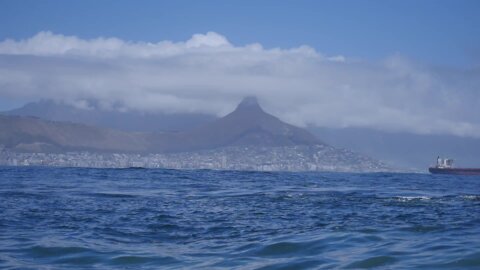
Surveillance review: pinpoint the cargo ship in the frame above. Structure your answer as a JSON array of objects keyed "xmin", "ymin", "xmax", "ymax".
[{"xmin": 429, "ymin": 156, "xmax": 480, "ymax": 175}]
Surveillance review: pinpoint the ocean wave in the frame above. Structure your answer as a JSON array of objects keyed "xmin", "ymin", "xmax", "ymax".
[
  {"xmin": 394, "ymin": 196, "xmax": 432, "ymax": 202},
  {"xmin": 461, "ymin": 195, "xmax": 480, "ymax": 201},
  {"xmin": 1, "ymin": 167, "xmax": 479, "ymax": 269}
]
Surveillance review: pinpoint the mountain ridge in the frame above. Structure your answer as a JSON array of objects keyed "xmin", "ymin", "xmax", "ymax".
[
  {"xmin": 0, "ymin": 97, "xmax": 391, "ymax": 172},
  {"xmin": 3, "ymin": 99, "xmax": 215, "ymax": 132},
  {"xmin": 1, "ymin": 97, "xmax": 323, "ymax": 153},
  {"xmin": 6, "ymin": 98, "xmax": 478, "ymax": 170},
  {"xmin": 156, "ymin": 96, "xmax": 323, "ymax": 152}
]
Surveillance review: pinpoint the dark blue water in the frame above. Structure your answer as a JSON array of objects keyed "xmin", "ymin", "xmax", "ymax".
[{"xmin": 0, "ymin": 167, "xmax": 479, "ymax": 269}]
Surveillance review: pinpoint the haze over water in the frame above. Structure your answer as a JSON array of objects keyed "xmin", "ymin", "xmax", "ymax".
[{"xmin": 1, "ymin": 166, "xmax": 479, "ymax": 269}]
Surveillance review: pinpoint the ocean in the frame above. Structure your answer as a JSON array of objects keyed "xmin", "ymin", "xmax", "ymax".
[{"xmin": 0, "ymin": 166, "xmax": 479, "ymax": 269}]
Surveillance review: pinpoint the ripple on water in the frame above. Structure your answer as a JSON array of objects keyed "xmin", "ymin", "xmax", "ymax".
[
  {"xmin": 255, "ymin": 241, "xmax": 306, "ymax": 257},
  {"xmin": 345, "ymin": 255, "xmax": 397, "ymax": 269},
  {"xmin": 461, "ymin": 195, "xmax": 480, "ymax": 201},
  {"xmin": 400, "ymin": 224, "xmax": 445, "ymax": 233},
  {"xmin": 108, "ymin": 255, "xmax": 179, "ymax": 266},
  {"xmin": 84, "ymin": 192, "xmax": 139, "ymax": 199},
  {"xmin": 27, "ymin": 246, "xmax": 92, "ymax": 258},
  {"xmin": 253, "ymin": 259, "xmax": 327, "ymax": 270},
  {"xmin": 418, "ymin": 251, "xmax": 480, "ymax": 269},
  {"xmin": 20, "ymin": 245, "xmax": 105, "ymax": 266},
  {"xmin": 0, "ymin": 167, "xmax": 479, "ymax": 269},
  {"xmin": 247, "ymin": 235, "xmax": 349, "ymax": 258}
]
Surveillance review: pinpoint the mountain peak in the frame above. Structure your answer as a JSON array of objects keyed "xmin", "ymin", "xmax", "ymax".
[
  {"xmin": 236, "ymin": 96, "xmax": 263, "ymax": 112},
  {"xmin": 180, "ymin": 95, "xmax": 324, "ymax": 150}
]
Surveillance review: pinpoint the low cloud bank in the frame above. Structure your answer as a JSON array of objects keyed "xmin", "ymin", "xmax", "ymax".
[{"xmin": 0, "ymin": 31, "xmax": 479, "ymax": 137}]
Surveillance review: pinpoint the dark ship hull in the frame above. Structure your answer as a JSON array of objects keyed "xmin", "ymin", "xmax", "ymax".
[{"xmin": 429, "ymin": 167, "xmax": 480, "ymax": 175}]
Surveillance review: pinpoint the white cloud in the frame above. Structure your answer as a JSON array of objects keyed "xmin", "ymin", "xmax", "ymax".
[
  {"xmin": 186, "ymin": 32, "xmax": 231, "ymax": 48},
  {"xmin": 0, "ymin": 31, "xmax": 479, "ymax": 137}
]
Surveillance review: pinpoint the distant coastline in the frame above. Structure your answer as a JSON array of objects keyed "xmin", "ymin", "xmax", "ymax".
[
  {"xmin": 0, "ymin": 98, "xmax": 393, "ymax": 173},
  {"xmin": 0, "ymin": 145, "xmax": 392, "ymax": 173}
]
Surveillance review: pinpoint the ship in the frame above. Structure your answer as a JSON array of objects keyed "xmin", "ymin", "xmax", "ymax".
[{"xmin": 429, "ymin": 156, "xmax": 480, "ymax": 175}]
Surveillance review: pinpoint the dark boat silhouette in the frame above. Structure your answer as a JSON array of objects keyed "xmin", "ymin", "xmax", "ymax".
[{"xmin": 429, "ymin": 156, "xmax": 480, "ymax": 175}]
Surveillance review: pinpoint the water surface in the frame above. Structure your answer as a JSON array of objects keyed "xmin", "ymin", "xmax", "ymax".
[{"xmin": 1, "ymin": 167, "xmax": 479, "ymax": 269}]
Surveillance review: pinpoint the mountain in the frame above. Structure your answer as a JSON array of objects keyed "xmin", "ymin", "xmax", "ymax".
[
  {"xmin": 149, "ymin": 97, "xmax": 323, "ymax": 152},
  {"xmin": 193, "ymin": 96, "xmax": 321, "ymax": 147},
  {"xmin": 1, "ymin": 97, "xmax": 322, "ymax": 153},
  {"xmin": 3, "ymin": 100, "xmax": 215, "ymax": 132},
  {"xmin": 6, "ymin": 99, "xmax": 478, "ymax": 171},
  {"xmin": 0, "ymin": 97, "xmax": 390, "ymax": 172},
  {"xmin": 0, "ymin": 115, "xmax": 148, "ymax": 153}
]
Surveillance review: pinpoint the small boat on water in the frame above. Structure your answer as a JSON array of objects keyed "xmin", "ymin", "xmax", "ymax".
[{"xmin": 429, "ymin": 156, "xmax": 480, "ymax": 175}]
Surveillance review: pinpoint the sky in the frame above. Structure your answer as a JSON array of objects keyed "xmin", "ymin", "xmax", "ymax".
[{"xmin": 0, "ymin": 0, "xmax": 479, "ymax": 137}]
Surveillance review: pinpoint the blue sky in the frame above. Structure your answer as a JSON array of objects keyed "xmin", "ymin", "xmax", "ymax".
[
  {"xmin": 1, "ymin": 0, "xmax": 479, "ymax": 67},
  {"xmin": 0, "ymin": 0, "xmax": 480, "ymax": 137}
]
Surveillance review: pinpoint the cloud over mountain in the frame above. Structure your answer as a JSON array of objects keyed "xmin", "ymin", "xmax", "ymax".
[{"xmin": 0, "ymin": 31, "xmax": 479, "ymax": 137}]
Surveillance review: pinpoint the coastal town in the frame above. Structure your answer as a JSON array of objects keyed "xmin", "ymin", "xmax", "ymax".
[{"xmin": 0, "ymin": 145, "xmax": 390, "ymax": 172}]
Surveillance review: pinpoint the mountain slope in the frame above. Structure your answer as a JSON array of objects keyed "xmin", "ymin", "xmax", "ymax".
[
  {"xmin": 150, "ymin": 97, "xmax": 322, "ymax": 152},
  {"xmin": 0, "ymin": 115, "xmax": 148, "ymax": 153},
  {"xmin": 0, "ymin": 97, "xmax": 391, "ymax": 172},
  {"xmin": 0, "ymin": 97, "xmax": 321, "ymax": 153},
  {"xmin": 3, "ymin": 100, "xmax": 215, "ymax": 132}
]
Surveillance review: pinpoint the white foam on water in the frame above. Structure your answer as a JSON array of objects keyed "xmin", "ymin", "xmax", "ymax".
[
  {"xmin": 461, "ymin": 195, "xmax": 480, "ymax": 200},
  {"xmin": 395, "ymin": 196, "xmax": 432, "ymax": 202}
]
